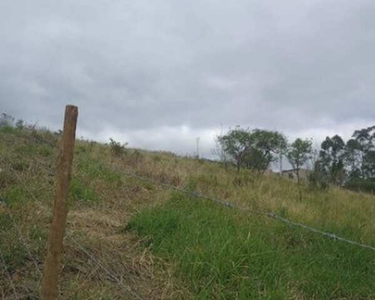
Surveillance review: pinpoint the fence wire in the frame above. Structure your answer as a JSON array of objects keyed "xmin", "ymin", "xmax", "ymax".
[
  {"xmin": 66, "ymin": 234, "xmax": 144, "ymax": 300},
  {"xmin": 1, "ymin": 132, "xmax": 375, "ymax": 300},
  {"xmin": 116, "ymin": 167, "xmax": 375, "ymax": 253},
  {"xmin": 0, "ymin": 155, "xmax": 144, "ymax": 300}
]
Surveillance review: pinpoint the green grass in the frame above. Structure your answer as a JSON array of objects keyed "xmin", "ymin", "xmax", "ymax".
[
  {"xmin": 2, "ymin": 126, "xmax": 375, "ymax": 299},
  {"xmin": 77, "ymin": 157, "xmax": 122, "ymax": 184},
  {"xmin": 129, "ymin": 193, "xmax": 375, "ymax": 299},
  {"xmin": 70, "ymin": 178, "xmax": 98, "ymax": 203},
  {"xmin": 2, "ymin": 186, "xmax": 27, "ymax": 207}
]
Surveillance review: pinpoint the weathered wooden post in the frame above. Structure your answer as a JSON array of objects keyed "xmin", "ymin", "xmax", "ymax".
[{"xmin": 41, "ymin": 105, "xmax": 78, "ymax": 300}]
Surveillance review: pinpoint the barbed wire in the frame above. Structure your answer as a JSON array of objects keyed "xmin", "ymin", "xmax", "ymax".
[
  {"xmin": 66, "ymin": 234, "xmax": 144, "ymax": 300},
  {"xmin": 1, "ymin": 132, "xmax": 375, "ymax": 298},
  {"xmin": 0, "ymin": 155, "xmax": 144, "ymax": 300},
  {"xmin": 115, "ymin": 167, "xmax": 375, "ymax": 252}
]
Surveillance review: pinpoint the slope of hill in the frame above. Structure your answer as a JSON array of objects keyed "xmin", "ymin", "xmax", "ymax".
[{"xmin": 1, "ymin": 127, "xmax": 375, "ymax": 299}]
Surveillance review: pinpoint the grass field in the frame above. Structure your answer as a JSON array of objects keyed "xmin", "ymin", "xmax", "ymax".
[{"xmin": 1, "ymin": 126, "xmax": 375, "ymax": 299}]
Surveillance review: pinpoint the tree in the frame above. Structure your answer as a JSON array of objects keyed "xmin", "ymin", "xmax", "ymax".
[
  {"xmin": 352, "ymin": 126, "xmax": 375, "ymax": 179},
  {"xmin": 16, "ymin": 119, "xmax": 24, "ymax": 130},
  {"xmin": 248, "ymin": 129, "xmax": 287, "ymax": 173},
  {"xmin": 318, "ymin": 135, "xmax": 346, "ymax": 185},
  {"xmin": 218, "ymin": 128, "xmax": 287, "ymax": 173},
  {"xmin": 345, "ymin": 138, "xmax": 363, "ymax": 180},
  {"xmin": 0, "ymin": 113, "xmax": 14, "ymax": 127},
  {"xmin": 286, "ymin": 138, "xmax": 312, "ymax": 184},
  {"xmin": 218, "ymin": 127, "xmax": 252, "ymax": 172}
]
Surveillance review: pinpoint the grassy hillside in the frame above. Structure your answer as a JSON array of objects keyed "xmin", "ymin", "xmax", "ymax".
[{"xmin": 1, "ymin": 127, "xmax": 375, "ymax": 299}]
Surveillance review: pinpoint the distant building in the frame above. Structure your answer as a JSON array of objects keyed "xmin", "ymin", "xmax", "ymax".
[{"xmin": 282, "ymin": 168, "xmax": 311, "ymax": 181}]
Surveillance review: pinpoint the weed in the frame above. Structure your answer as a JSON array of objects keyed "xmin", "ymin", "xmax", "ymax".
[
  {"xmin": 70, "ymin": 178, "xmax": 98, "ymax": 203},
  {"xmin": 77, "ymin": 158, "xmax": 121, "ymax": 184},
  {"xmin": 3, "ymin": 186, "xmax": 26, "ymax": 207},
  {"xmin": 37, "ymin": 144, "xmax": 53, "ymax": 157},
  {"xmin": 1, "ymin": 243, "xmax": 28, "ymax": 269}
]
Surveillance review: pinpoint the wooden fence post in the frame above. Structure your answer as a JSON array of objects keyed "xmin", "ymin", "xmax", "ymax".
[{"xmin": 41, "ymin": 105, "xmax": 78, "ymax": 300}]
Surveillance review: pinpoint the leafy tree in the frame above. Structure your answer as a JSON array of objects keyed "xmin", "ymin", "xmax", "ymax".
[
  {"xmin": 243, "ymin": 148, "xmax": 269, "ymax": 171},
  {"xmin": 345, "ymin": 138, "xmax": 363, "ymax": 180},
  {"xmin": 15, "ymin": 119, "xmax": 24, "ymax": 130},
  {"xmin": 318, "ymin": 135, "xmax": 346, "ymax": 185},
  {"xmin": 309, "ymin": 159, "xmax": 330, "ymax": 190},
  {"xmin": 286, "ymin": 138, "xmax": 312, "ymax": 184},
  {"xmin": 352, "ymin": 126, "xmax": 375, "ymax": 179},
  {"xmin": 218, "ymin": 128, "xmax": 287, "ymax": 173},
  {"xmin": 218, "ymin": 127, "xmax": 251, "ymax": 172},
  {"xmin": 249, "ymin": 130, "xmax": 287, "ymax": 173},
  {"xmin": 0, "ymin": 113, "xmax": 14, "ymax": 127}
]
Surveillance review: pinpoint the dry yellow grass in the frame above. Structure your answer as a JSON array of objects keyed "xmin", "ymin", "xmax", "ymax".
[{"xmin": 1, "ymin": 128, "xmax": 375, "ymax": 299}]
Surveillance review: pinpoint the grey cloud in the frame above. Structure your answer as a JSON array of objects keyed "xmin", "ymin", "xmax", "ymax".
[{"xmin": 1, "ymin": 0, "xmax": 375, "ymax": 157}]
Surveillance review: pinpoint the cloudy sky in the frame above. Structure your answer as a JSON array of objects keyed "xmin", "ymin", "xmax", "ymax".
[{"xmin": 1, "ymin": 0, "xmax": 375, "ymax": 158}]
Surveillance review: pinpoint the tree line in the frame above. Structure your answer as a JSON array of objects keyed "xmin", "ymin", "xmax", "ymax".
[{"xmin": 216, "ymin": 125, "xmax": 375, "ymax": 192}]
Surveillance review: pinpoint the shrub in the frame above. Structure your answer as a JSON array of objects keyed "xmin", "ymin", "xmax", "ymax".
[
  {"xmin": 15, "ymin": 119, "xmax": 24, "ymax": 130},
  {"xmin": 345, "ymin": 178, "xmax": 375, "ymax": 194},
  {"xmin": 109, "ymin": 138, "xmax": 128, "ymax": 157}
]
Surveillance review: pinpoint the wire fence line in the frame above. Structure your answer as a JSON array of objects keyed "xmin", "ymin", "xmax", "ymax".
[
  {"xmin": 66, "ymin": 234, "xmax": 144, "ymax": 300},
  {"xmin": 2, "ymin": 131, "xmax": 375, "ymax": 252},
  {"xmin": 114, "ymin": 167, "xmax": 375, "ymax": 253},
  {"xmin": 0, "ymin": 156, "xmax": 144, "ymax": 300},
  {"xmin": 1, "ymin": 131, "xmax": 375, "ymax": 299}
]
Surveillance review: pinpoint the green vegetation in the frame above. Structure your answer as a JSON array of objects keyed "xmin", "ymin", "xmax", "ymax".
[
  {"xmin": 70, "ymin": 178, "xmax": 98, "ymax": 203},
  {"xmin": 3, "ymin": 186, "xmax": 27, "ymax": 207},
  {"xmin": 129, "ymin": 193, "xmax": 375, "ymax": 299},
  {"xmin": 1, "ymin": 117, "xmax": 375, "ymax": 299}
]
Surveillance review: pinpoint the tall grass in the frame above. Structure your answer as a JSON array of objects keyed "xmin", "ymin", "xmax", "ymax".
[
  {"xmin": 129, "ymin": 193, "xmax": 375, "ymax": 299},
  {"xmin": 2, "ymin": 127, "xmax": 375, "ymax": 299}
]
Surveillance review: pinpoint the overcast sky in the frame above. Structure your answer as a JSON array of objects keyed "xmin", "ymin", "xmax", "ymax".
[{"xmin": 1, "ymin": 0, "xmax": 375, "ymax": 158}]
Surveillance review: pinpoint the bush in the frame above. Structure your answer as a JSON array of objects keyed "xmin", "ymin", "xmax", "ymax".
[
  {"xmin": 109, "ymin": 138, "xmax": 128, "ymax": 157},
  {"xmin": 345, "ymin": 178, "xmax": 375, "ymax": 194},
  {"xmin": 15, "ymin": 119, "xmax": 24, "ymax": 130}
]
